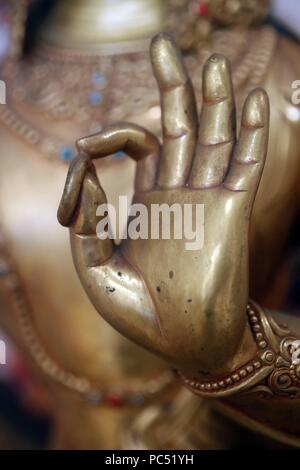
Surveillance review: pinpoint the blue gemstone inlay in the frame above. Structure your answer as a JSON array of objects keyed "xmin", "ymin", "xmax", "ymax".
[
  {"xmin": 0, "ymin": 261, "xmax": 9, "ymax": 277},
  {"xmin": 114, "ymin": 151, "xmax": 126, "ymax": 159},
  {"xmin": 130, "ymin": 393, "xmax": 145, "ymax": 406},
  {"xmin": 89, "ymin": 90, "xmax": 103, "ymax": 106},
  {"xmin": 86, "ymin": 391, "xmax": 103, "ymax": 405},
  {"xmin": 59, "ymin": 146, "xmax": 74, "ymax": 161},
  {"xmin": 92, "ymin": 71, "xmax": 106, "ymax": 87}
]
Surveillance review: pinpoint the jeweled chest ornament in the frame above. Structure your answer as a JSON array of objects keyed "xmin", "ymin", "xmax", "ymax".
[{"xmin": 0, "ymin": 26, "xmax": 275, "ymax": 161}]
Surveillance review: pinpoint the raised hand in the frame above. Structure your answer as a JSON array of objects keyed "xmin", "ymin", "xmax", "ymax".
[{"xmin": 58, "ymin": 33, "xmax": 269, "ymax": 377}]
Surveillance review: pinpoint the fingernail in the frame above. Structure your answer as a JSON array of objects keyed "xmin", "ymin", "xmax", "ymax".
[
  {"xmin": 151, "ymin": 33, "xmax": 187, "ymax": 87},
  {"xmin": 203, "ymin": 54, "xmax": 231, "ymax": 102},
  {"xmin": 242, "ymin": 88, "xmax": 269, "ymax": 128}
]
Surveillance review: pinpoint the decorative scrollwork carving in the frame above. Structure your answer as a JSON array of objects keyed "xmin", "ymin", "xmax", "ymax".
[{"xmin": 267, "ymin": 367, "xmax": 300, "ymax": 399}]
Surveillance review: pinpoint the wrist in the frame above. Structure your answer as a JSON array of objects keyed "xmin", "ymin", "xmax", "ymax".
[{"xmin": 176, "ymin": 301, "xmax": 300, "ymax": 399}]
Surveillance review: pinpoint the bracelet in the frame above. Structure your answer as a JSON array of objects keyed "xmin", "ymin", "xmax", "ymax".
[{"xmin": 177, "ymin": 301, "xmax": 300, "ymax": 399}]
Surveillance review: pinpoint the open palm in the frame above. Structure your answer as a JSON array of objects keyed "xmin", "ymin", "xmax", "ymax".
[{"xmin": 58, "ymin": 34, "xmax": 269, "ymax": 376}]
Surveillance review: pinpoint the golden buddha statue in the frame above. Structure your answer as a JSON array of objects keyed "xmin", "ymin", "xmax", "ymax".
[{"xmin": 0, "ymin": 0, "xmax": 300, "ymax": 449}]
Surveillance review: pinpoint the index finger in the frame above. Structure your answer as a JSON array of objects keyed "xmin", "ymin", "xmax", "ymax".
[{"xmin": 57, "ymin": 155, "xmax": 90, "ymax": 226}]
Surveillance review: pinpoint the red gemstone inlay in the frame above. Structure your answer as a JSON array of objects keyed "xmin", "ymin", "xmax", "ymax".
[
  {"xmin": 106, "ymin": 394, "xmax": 124, "ymax": 407},
  {"xmin": 198, "ymin": 2, "xmax": 209, "ymax": 17}
]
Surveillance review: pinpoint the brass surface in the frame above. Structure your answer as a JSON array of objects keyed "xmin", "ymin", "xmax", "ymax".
[
  {"xmin": 1, "ymin": 0, "xmax": 300, "ymax": 450},
  {"xmin": 0, "ymin": 1, "xmax": 177, "ymax": 449},
  {"xmin": 40, "ymin": 0, "xmax": 166, "ymax": 52},
  {"xmin": 59, "ymin": 33, "xmax": 268, "ymax": 374},
  {"xmin": 59, "ymin": 33, "xmax": 300, "ymax": 446}
]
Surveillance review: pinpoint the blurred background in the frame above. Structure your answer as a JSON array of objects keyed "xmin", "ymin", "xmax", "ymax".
[{"xmin": 0, "ymin": 0, "xmax": 299, "ymax": 450}]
